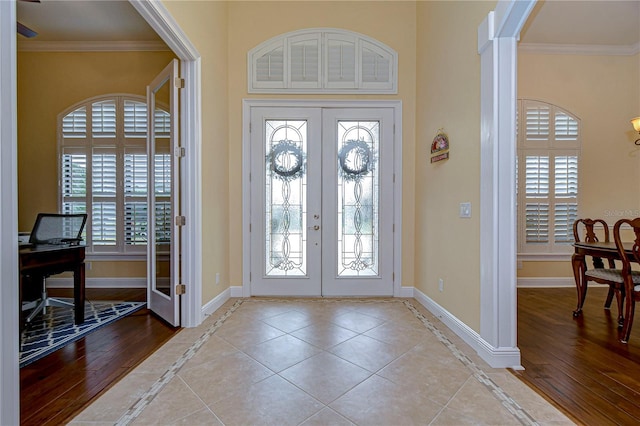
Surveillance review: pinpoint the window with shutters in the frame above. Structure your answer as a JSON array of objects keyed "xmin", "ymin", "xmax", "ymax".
[
  {"xmin": 248, "ymin": 28, "xmax": 397, "ymax": 94},
  {"xmin": 58, "ymin": 95, "xmax": 171, "ymax": 255},
  {"xmin": 517, "ymin": 100, "xmax": 580, "ymax": 255}
]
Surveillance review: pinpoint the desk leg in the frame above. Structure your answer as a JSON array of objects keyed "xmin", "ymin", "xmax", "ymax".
[
  {"xmin": 74, "ymin": 262, "xmax": 85, "ymax": 325},
  {"xmin": 572, "ymin": 252, "xmax": 587, "ymax": 317}
]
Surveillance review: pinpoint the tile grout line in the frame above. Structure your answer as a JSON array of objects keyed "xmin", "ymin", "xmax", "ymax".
[
  {"xmin": 113, "ymin": 297, "xmax": 538, "ymax": 426},
  {"xmin": 114, "ymin": 299, "xmax": 244, "ymax": 426},
  {"xmin": 402, "ymin": 300, "xmax": 539, "ymax": 426}
]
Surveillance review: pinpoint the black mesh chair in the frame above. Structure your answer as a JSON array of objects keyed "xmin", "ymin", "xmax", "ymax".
[{"xmin": 23, "ymin": 213, "xmax": 87, "ymax": 324}]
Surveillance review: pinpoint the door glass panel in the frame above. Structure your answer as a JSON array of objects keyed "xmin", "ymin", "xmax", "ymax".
[
  {"xmin": 337, "ymin": 121, "xmax": 379, "ymax": 276},
  {"xmin": 265, "ymin": 120, "xmax": 307, "ymax": 276},
  {"xmin": 153, "ymin": 81, "xmax": 172, "ymax": 297}
]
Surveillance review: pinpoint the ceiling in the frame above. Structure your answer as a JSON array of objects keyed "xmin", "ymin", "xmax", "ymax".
[{"xmin": 15, "ymin": 0, "xmax": 640, "ymax": 49}]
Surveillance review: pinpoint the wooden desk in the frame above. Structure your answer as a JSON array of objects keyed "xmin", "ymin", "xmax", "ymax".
[
  {"xmin": 19, "ymin": 244, "xmax": 86, "ymax": 326},
  {"xmin": 572, "ymin": 241, "xmax": 633, "ymax": 318}
]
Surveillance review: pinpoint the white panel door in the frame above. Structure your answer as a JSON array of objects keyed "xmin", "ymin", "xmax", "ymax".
[{"xmin": 249, "ymin": 106, "xmax": 394, "ymax": 296}]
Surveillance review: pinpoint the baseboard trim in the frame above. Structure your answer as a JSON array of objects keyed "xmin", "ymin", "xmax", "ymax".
[
  {"xmin": 46, "ymin": 277, "xmax": 146, "ymax": 288},
  {"xmin": 201, "ymin": 288, "xmax": 232, "ymax": 318},
  {"xmin": 228, "ymin": 286, "xmax": 243, "ymax": 298},
  {"xmin": 517, "ymin": 277, "xmax": 587, "ymax": 288},
  {"xmin": 413, "ymin": 287, "xmax": 522, "ymax": 369}
]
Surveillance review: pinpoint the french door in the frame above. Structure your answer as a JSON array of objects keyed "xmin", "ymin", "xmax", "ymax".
[
  {"xmin": 249, "ymin": 106, "xmax": 395, "ymax": 296},
  {"xmin": 147, "ymin": 59, "xmax": 181, "ymax": 325}
]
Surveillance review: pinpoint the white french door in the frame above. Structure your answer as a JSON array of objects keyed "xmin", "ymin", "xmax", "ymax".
[
  {"xmin": 147, "ymin": 59, "xmax": 181, "ymax": 325},
  {"xmin": 249, "ymin": 106, "xmax": 395, "ymax": 296}
]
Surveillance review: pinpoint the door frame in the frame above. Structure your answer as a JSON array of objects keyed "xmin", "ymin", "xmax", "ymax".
[{"xmin": 242, "ymin": 99, "xmax": 403, "ymax": 297}]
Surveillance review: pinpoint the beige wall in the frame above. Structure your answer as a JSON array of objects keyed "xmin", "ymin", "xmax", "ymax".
[
  {"xmin": 226, "ymin": 1, "xmax": 418, "ymax": 287},
  {"xmin": 162, "ymin": 0, "xmax": 230, "ymax": 304},
  {"xmin": 518, "ymin": 52, "xmax": 640, "ymax": 278},
  {"xmin": 415, "ymin": 1, "xmax": 495, "ymax": 332},
  {"xmin": 17, "ymin": 50, "xmax": 176, "ymax": 279}
]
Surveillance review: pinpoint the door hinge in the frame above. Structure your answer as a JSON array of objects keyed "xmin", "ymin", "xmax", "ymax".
[
  {"xmin": 175, "ymin": 77, "xmax": 185, "ymax": 88},
  {"xmin": 392, "ymin": 272, "xmax": 395, "ymax": 282},
  {"xmin": 176, "ymin": 284, "xmax": 186, "ymax": 295},
  {"xmin": 175, "ymin": 146, "xmax": 185, "ymax": 157},
  {"xmin": 175, "ymin": 215, "xmax": 186, "ymax": 226},
  {"xmin": 249, "ymin": 223, "xmax": 252, "ymax": 232}
]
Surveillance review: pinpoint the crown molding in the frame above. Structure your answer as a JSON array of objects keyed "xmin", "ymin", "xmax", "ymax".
[
  {"xmin": 17, "ymin": 40, "xmax": 170, "ymax": 52},
  {"xmin": 519, "ymin": 42, "xmax": 640, "ymax": 56}
]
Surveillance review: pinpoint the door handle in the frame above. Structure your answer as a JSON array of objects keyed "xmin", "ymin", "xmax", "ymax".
[{"xmin": 308, "ymin": 225, "xmax": 320, "ymax": 231}]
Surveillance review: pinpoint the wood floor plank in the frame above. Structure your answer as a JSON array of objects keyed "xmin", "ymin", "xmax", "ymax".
[
  {"xmin": 20, "ymin": 288, "xmax": 179, "ymax": 426},
  {"xmin": 517, "ymin": 287, "xmax": 640, "ymax": 425}
]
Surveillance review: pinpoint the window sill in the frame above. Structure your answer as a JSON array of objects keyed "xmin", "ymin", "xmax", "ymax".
[{"xmin": 86, "ymin": 252, "xmax": 147, "ymax": 262}]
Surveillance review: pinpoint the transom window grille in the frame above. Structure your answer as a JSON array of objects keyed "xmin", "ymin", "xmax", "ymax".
[
  {"xmin": 517, "ymin": 99, "xmax": 580, "ymax": 254},
  {"xmin": 58, "ymin": 95, "xmax": 171, "ymax": 254},
  {"xmin": 248, "ymin": 28, "xmax": 398, "ymax": 94}
]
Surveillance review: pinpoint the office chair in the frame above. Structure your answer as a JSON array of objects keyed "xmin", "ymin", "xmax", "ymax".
[{"xmin": 23, "ymin": 213, "xmax": 87, "ymax": 324}]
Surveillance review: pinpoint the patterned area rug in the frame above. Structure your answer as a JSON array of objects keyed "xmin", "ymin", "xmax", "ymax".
[{"xmin": 20, "ymin": 299, "xmax": 146, "ymax": 368}]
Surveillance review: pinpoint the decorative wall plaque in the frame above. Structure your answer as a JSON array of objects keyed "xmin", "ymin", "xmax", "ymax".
[{"xmin": 430, "ymin": 130, "xmax": 449, "ymax": 163}]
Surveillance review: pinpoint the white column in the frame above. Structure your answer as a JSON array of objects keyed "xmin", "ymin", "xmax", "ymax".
[{"xmin": 0, "ymin": 0, "xmax": 20, "ymax": 423}]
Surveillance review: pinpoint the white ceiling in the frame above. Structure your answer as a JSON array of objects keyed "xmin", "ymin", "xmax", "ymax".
[{"xmin": 15, "ymin": 0, "xmax": 640, "ymax": 49}]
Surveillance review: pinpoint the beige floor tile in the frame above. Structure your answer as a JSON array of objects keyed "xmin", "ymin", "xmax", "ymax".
[
  {"xmin": 364, "ymin": 320, "xmax": 430, "ymax": 353},
  {"xmin": 209, "ymin": 375, "xmax": 324, "ymax": 426},
  {"xmin": 299, "ymin": 407, "xmax": 355, "ymax": 426},
  {"xmin": 329, "ymin": 310, "xmax": 387, "ymax": 333},
  {"xmin": 261, "ymin": 309, "xmax": 316, "ymax": 332},
  {"xmin": 440, "ymin": 376, "xmax": 522, "ymax": 425},
  {"xmin": 280, "ymin": 351, "xmax": 372, "ymax": 404},
  {"xmin": 72, "ymin": 371, "xmax": 160, "ymax": 422},
  {"xmin": 243, "ymin": 333, "xmax": 322, "ymax": 372},
  {"xmin": 489, "ymin": 372, "xmax": 574, "ymax": 424},
  {"xmin": 130, "ymin": 376, "xmax": 208, "ymax": 425},
  {"xmin": 168, "ymin": 408, "xmax": 223, "ymax": 425},
  {"xmin": 330, "ymin": 374, "xmax": 444, "ymax": 425},
  {"xmin": 377, "ymin": 349, "xmax": 472, "ymax": 406},
  {"xmin": 290, "ymin": 320, "xmax": 358, "ymax": 349},
  {"xmin": 180, "ymin": 335, "xmax": 239, "ymax": 371},
  {"xmin": 178, "ymin": 351, "xmax": 274, "ymax": 405},
  {"xmin": 328, "ymin": 334, "xmax": 405, "ymax": 372},
  {"xmin": 132, "ymin": 339, "xmax": 194, "ymax": 375},
  {"xmin": 214, "ymin": 319, "xmax": 285, "ymax": 351}
]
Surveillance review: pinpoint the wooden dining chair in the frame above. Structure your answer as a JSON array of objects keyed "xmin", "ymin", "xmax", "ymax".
[
  {"xmin": 613, "ymin": 218, "xmax": 640, "ymax": 343},
  {"xmin": 573, "ymin": 218, "xmax": 624, "ymax": 325}
]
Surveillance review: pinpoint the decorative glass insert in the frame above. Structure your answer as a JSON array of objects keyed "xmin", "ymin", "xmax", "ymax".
[
  {"xmin": 264, "ymin": 120, "xmax": 307, "ymax": 276},
  {"xmin": 337, "ymin": 121, "xmax": 379, "ymax": 276}
]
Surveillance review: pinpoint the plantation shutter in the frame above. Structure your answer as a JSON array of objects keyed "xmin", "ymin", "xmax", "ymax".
[
  {"xmin": 289, "ymin": 35, "xmax": 321, "ymax": 89},
  {"xmin": 59, "ymin": 95, "xmax": 169, "ymax": 254},
  {"xmin": 518, "ymin": 100, "xmax": 580, "ymax": 254}
]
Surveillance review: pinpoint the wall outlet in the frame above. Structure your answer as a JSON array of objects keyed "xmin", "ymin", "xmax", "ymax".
[
  {"xmin": 215, "ymin": 272, "xmax": 220, "ymax": 285},
  {"xmin": 438, "ymin": 278, "xmax": 444, "ymax": 292}
]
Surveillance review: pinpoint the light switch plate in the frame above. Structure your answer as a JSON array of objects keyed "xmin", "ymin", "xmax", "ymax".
[{"xmin": 459, "ymin": 202, "xmax": 471, "ymax": 218}]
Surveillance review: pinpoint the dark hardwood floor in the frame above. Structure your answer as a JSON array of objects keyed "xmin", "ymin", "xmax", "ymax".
[
  {"xmin": 20, "ymin": 288, "xmax": 180, "ymax": 426},
  {"xmin": 515, "ymin": 287, "xmax": 640, "ymax": 425}
]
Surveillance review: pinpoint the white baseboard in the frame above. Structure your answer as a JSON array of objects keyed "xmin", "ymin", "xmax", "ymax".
[
  {"xmin": 46, "ymin": 277, "xmax": 146, "ymax": 288},
  {"xmin": 517, "ymin": 276, "xmax": 605, "ymax": 288},
  {"xmin": 397, "ymin": 286, "xmax": 414, "ymax": 298},
  {"xmin": 230, "ymin": 286, "xmax": 244, "ymax": 298},
  {"xmin": 201, "ymin": 287, "xmax": 232, "ymax": 318},
  {"xmin": 413, "ymin": 287, "xmax": 522, "ymax": 369}
]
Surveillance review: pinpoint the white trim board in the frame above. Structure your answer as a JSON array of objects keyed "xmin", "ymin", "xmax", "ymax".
[
  {"xmin": 413, "ymin": 288, "xmax": 522, "ymax": 370},
  {"xmin": 45, "ymin": 277, "xmax": 147, "ymax": 289},
  {"xmin": 517, "ymin": 277, "xmax": 607, "ymax": 288}
]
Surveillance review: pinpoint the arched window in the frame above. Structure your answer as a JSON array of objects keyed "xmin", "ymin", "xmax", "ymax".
[
  {"xmin": 517, "ymin": 99, "xmax": 580, "ymax": 254},
  {"xmin": 58, "ymin": 94, "xmax": 170, "ymax": 255},
  {"xmin": 248, "ymin": 28, "xmax": 398, "ymax": 94}
]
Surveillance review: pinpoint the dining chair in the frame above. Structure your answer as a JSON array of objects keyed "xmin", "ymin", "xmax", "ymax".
[
  {"xmin": 573, "ymin": 218, "xmax": 624, "ymax": 325},
  {"xmin": 614, "ymin": 218, "xmax": 640, "ymax": 343}
]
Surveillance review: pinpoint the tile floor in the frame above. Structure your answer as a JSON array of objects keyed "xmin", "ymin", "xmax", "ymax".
[{"xmin": 70, "ymin": 298, "xmax": 573, "ymax": 425}]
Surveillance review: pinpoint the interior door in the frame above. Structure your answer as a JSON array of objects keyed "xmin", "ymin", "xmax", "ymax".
[
  {"xmin": 147, "ymin": 59, "xmax": 181, "ymax": 325},
  {"xmin": 249, "ymin": 106, "xmax": 394, "ymax": 296}
]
